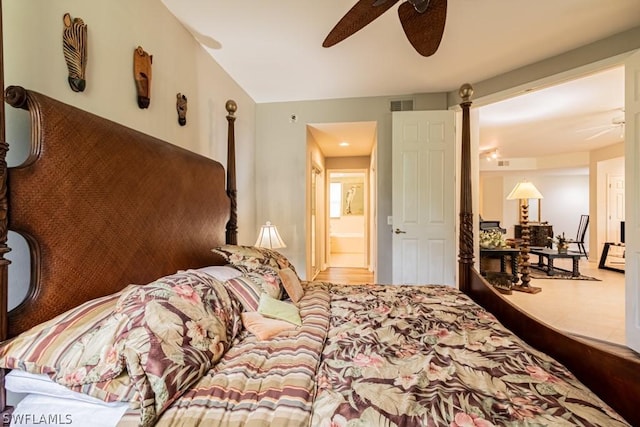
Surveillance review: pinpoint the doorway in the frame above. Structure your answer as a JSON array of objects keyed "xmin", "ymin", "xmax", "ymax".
[
  {"xmin": 328, "ymin": 170, "xmax": 368, "ymax": 268},
  {"xmin": 476, "ymin": 63, "xmax": 627, "ymax": 346},
  {"xmin": 306, "ymin": 121, "xmax": 377, "ymax": 281}
]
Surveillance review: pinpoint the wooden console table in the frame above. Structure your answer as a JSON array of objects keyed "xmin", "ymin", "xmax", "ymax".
[
  {"xmin": 515, "ymin": 224, "xmax": 553, "ymax": 248},
  {"xmin": 480, "ymin": 247, "xmax": 520, "ymax": 284},
  {"xmin": 530, "ymin": 248, "xmax": 581, "ymax": 277}
]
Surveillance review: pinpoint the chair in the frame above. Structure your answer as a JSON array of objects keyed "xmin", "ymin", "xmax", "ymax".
[{"xmin": 569, "ymin": 215, "xmax": 589, "ymax": 258}]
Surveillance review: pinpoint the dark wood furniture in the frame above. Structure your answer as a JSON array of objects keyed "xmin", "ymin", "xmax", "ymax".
[
  {"xmin": 599, "ymin": 242, "xmax": 625, "ymax": 273},
  {"xmin": 479, "ymin": 219, "xmax": 506, "ymax": 233},
  {"xmin": 479, "ymin": 247, "xmax": 519, "ymax": 283},
  {"xmin": 568, "ymin": 214, "xmax": 589, "ymax": 258},
  {"xmin": 0, "ymin": 80, "xmax": 638, "ymax": 426},
  {"xmin": 530, "ymin": 247, "xmax": 581, "ymax": 277},
  {"xmin": 515, "ymin": 224, "xmax": 553, "ymax": 248}
]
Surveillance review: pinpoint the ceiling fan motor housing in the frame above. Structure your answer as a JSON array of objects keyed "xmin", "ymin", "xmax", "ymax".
[{"xmin": 407, "ymin": 0, "xmax": 431, "ymax": 13}]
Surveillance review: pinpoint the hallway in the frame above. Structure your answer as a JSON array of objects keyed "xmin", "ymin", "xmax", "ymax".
[{"xmin": 315, "ymin": 267, "xmax": 373, "ymax": 285}]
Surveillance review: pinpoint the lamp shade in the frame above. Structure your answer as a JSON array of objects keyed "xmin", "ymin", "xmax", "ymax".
[
  {"xmin": 254, "ymin": 221, "xmax": 286, "ymax": 249},
  {"xmin": 507, "ymin": 181, "xmax": 543, "ymax": 200}
]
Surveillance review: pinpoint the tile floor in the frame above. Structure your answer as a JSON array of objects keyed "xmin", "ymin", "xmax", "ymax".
[
  {"xmin": 505, "ymin": 257, "xmax": 625, "ymax": 345},
  {"xmin": 317, "ymin": 257, "xmax": 626, "ymax": 345}
]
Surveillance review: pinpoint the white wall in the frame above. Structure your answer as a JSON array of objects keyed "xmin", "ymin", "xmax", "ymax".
[
  {"xmin": 3, "ymin": 0, "xmax": 257, "ymax": 308},
  {"xmin": 497, "ymin": 173, "xmax": 590, "ymax": 247},
  {"xmin": 256, "ymin": 93, "xmax": 448, "ymax": 281}
]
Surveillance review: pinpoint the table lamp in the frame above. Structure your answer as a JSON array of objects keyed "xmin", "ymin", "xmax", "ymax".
[
  {"xmin": 507, "ymin": 181, "xmax": 543, "ymax": 293},
  {"xmin": 254, "ymin": 221, "xmax": 286, "ymax": 249}
]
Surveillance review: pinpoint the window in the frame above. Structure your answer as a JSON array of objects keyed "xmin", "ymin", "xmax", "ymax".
[{"xmin": 329, "ymin": 182, "xmax": 342, "ymax": 218}]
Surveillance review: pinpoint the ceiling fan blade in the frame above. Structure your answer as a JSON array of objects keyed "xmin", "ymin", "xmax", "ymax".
[
  {"xmin": 585, "ymin": 128, "xmax": 613, "ymax": 141},
  {"xmin": 323, "ymin": 0, "xmax": 401, "ymax": 48},
  {"xmin": 577, "ymin": 124, "xmax": 611, "ymax": 132},
  {"xmin": 398, "ymin": 0, "xmax": 447, "ymax": 57}
]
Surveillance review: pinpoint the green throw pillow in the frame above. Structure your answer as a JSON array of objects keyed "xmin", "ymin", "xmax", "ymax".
[{"xmin": 257, "ymin": 293, "xmax": 302, "ymax": 326}]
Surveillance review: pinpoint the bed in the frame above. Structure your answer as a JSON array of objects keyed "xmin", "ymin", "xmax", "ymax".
[{"xmin": 0, "ymin": 82, "xmax": 639, "ymax": 427}]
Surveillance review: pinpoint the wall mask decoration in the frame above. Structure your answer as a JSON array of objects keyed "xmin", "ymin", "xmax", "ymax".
[
  {"xmin": 176, "ymin": 93, "xmax": 188, "ymax": 126},
  {"xmin": 133, "ymin": 46, "xmax": 153, "ymax": 108},
  {"xmin": 62, "ymin": 13, "xmax": 88, "ymax": 92}
]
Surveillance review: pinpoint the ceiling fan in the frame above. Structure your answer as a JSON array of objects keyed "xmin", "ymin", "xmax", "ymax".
[
  {"xmin": 323, "ymin": 0, "xmax": 447, "ymax": 57},
  {"xmin": 584, "ymin": 112, "xmax": 625, "ymax": 141}
]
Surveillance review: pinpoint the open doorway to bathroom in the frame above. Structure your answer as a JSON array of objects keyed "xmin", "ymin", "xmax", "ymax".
[{"xmin": 327, "ymin": 170, "xmax": 368, "ymax": 268}]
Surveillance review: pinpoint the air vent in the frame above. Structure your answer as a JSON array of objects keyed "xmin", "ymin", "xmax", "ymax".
[
  {"xmin": 498, "ymin": 160, "xmax": 510, "ymax": 167},
  {"xmin": 390, "ymin": 99, "xmax": 414, "ymax": 112}
]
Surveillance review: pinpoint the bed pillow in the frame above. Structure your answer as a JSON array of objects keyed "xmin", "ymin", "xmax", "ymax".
[
  {"xmin": 279, "ymin": 268, "xmax": 304, "ymax": 303},
  {"xmin": 212, "ymin": 245, "xmax": 298, "ymax": 300},
  {"xmin": 212, "ymin": 245, "xmax": 298, "ymax": 274},
  {"xmin": 0, "ymin": 286, "xmax": 130, "ymax": 376},
  {"xmin": 257, "ymin": 293, "xmax": 302, "ymax": 326},
  {"xmin": 0, "ymin": 271, "xmax": 243, "ymax": 427},
  {"xmin": 193, "ymin": 265, "xmax": 243, "ymax": 281},
  {"xmin": 241, "ymin": 311, "xmax": 298, "ymax": 340},
  {"xmin": 224, "ymin": 274, "xmax": 280, "ymax": 311}
]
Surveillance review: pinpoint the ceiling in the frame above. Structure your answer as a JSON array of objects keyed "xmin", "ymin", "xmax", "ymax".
[
  {"xmin": 479, "ymin": 66, "xmax": 625, "ymax": 159},
  {"xmin": 162, "ymin": 0, "xmax": 639, "ymax": 159},
  {"xmin": 308, "ymin": 121, "xmax": 377, "ymax": 157}
]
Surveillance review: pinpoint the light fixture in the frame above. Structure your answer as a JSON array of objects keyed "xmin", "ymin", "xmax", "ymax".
[
  {"xmin": 339, "ymin": 141, "xmax": 350, "ymax": 147},
  {"xmin": 507, "ymin": 180, "xmax": 543, "ymax": 293},
  {"xmin": 254, "ymin": 221, "xmax": 286, "ymax": 249},
  {"xmin": 481, "ymin": 148, "xmax": 499, "ymax": 161}
]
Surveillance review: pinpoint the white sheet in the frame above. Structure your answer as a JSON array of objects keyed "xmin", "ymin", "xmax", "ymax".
[
  {"xmin": 9, "ymin": 394, "xmax": 128, "ymax": 427},
  {"xmin": 6, "ymin": 370, "xmax": 123, "ymax": 406},
  {"xmin": 5, "ymin": 370, "xmax": 129, "ymax": 427}
]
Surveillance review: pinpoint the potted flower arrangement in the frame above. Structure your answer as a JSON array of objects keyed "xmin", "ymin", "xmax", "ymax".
[
  {"xmin": 549, "ymin": 232, "xmax": 570, "ymax": 253},
  {"xmin": 479, "ymin": 229, "xmax": 507, "ymax": 249}
]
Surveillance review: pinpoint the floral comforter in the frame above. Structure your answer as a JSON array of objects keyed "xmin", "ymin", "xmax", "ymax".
[
  {"xmin": 311, "ymin": 284, "xmax": 629, "ymax": 427},
  {"xmin": 8, "ymin": 277, "xmax": 626, "ymax": 426}
]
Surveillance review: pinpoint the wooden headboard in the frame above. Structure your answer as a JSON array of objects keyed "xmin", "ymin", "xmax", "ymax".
[{"xmin": 1, "ymin": 86, "xmax": 237, "ymax": 338}]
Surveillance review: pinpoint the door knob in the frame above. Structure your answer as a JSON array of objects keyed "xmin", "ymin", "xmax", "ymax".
[{"xmin": 394, "ymin": 228, "xmax": 406, "ymax": 234}]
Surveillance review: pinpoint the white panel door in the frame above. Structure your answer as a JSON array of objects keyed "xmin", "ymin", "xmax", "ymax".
[
  {"xmin": 626, "ymin": 49, "xmax": 640, "ymax": 352},
  {"xmin": 606, "ymin": 174, "xmax": 625, "ymax": 243},
  {"xmin": 392, "ymin": 111, "xmax": 456, "ymax": 285}
]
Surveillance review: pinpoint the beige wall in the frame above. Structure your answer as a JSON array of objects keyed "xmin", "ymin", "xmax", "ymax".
[
  {"xmin": 257, "ymin": 93, "xmax": 448, "ymax": 281},
  {"xmin": 257, "ymin": 26, "xmax": 640, "ymax": 282},
  {"xmin": 326, "ymin": 156, "xmax": 371, "ymax": 169},
  {"xmin": 479, "ymin": 175, "xmax": 504, "ymax": 222},
  {"xmin": 447, "ymin": 26, "xmax": 640, "ymax": 106},
  {"xmin": 3, "ymin": 0, "xmax": 257, "ymax": 307}
]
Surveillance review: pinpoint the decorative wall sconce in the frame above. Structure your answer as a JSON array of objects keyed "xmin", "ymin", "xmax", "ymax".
[
  {"xmin": 133, "ymin": 46, "xmax": 153, "ymax": 108},
  {"xmin": 176, "ymin": 93, "xmax": 187, "ymax": 126},
  {"xmin": 62, "ymin": 13, "xmax": 88, "ymax": 92}
]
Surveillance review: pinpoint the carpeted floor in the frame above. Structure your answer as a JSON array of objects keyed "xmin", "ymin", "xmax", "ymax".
[{"xmin": 530, "ymin": 265, "xmax": 600, "ymax": 281}]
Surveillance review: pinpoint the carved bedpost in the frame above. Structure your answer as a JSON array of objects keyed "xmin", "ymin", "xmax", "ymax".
[
  {"xmin": 0, "ymin": 0, "xmax": 12, "ymax": 416},
  {"xmin": 225, "ymin": 100, "xmax": 238, "ymax": 245},
  {"xmin": 458, "ymin": 83, "xmax": 474, "ymax": 293}
]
